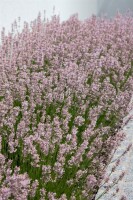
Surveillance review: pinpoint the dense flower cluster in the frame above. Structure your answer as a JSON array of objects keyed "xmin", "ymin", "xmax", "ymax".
[{"xmin": 0, "ymin": 12, "xmax": 133, "ymax": 199}]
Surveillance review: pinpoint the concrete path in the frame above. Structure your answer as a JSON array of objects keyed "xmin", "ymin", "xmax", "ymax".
[{"xmin": 95, "ymin": 103, "xmax": 133, "ymax": 200}]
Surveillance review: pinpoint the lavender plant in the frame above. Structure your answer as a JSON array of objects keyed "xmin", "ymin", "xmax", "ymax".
[{"xmin": 0, "ymin": 13, "xmax": 133, "ymax": 200}]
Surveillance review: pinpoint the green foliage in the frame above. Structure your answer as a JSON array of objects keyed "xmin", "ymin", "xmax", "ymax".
[{"xmin": 0, "ymin": 96, "xmax": 4, "ymax": 101}]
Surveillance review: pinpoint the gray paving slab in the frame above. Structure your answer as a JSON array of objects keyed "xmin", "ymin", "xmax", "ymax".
[{"xmin": 95, "ymin": 99, "xmax": 133, "ymax": 200}]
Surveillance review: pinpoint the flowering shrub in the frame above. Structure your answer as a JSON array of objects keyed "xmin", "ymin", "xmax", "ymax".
[{"xmin": 0, "ymin": 13, "xmax": 133, "ymax": 199}]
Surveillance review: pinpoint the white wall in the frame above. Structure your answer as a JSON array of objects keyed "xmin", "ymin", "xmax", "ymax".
[
  {"xmin": 0, "ymin": 0, "xmax": 97, "ymax": 34},
  {"xmin": 0, "ymin": 0, "xmax": 133, "ymax": 34}
]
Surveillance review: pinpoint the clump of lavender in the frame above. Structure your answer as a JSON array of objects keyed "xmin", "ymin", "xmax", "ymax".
[{"xmin": 0, "ymin": 12, "xmax": 133, "ymax": 200}]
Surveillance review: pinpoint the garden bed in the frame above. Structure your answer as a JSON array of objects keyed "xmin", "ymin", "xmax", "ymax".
[{"xmin": 0, "ymin": 13, "xmax": 133, "ymax": 200}]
